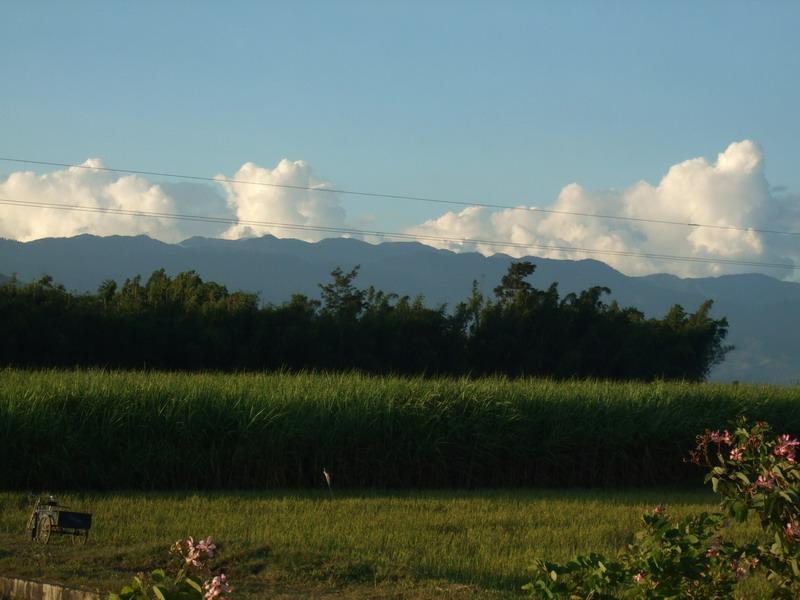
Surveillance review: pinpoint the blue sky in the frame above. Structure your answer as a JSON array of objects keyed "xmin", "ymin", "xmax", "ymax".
[{"xmin": 1, "ymin": 1, "xmax": 799, "ymax": 278}]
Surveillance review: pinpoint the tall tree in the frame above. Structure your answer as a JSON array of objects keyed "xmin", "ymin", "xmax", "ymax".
[{"xmin": 319, "ymin": 265, "xmax": 365, "ymax": 320}]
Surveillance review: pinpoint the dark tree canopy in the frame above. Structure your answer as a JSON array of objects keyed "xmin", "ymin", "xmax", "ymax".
[{"xmin": 0, "ymin": 262, "xmax": 731, "ymax": 380}]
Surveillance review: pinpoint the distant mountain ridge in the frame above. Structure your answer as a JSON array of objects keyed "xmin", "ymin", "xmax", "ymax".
[{"xmin": 1, "ymin": 234, "xmax": 798, "ymax": 384}]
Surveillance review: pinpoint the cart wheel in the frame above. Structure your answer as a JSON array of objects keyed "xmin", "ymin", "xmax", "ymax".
[
  {"xmin": 71, "ymin": 529, "xmax": 88, "ymax": 545},
  {"xmin": 37, "ymin": 515, "xmax": 53, "ymax": 544},
  {"xmin": 26, "ymin": 513, "xmax": 37, "ymax": 541}
]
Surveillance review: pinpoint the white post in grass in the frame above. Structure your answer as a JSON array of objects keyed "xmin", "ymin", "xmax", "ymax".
[{"xmin": 322, "ymin": 467, "xmax": 332, "ymax": 498}]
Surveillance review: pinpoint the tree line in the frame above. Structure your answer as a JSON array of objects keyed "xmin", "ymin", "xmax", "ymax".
[{"xmin": 0, "ymin": 262, "xmax": 732, "ymax": 380}]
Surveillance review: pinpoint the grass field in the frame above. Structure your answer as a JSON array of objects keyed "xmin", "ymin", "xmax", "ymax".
[
  {"xmin": 1, "ymin": 488, "xmax": 762, "ymax": 599},
  {"xmin": 2, "ymin": 370, "xmax": 794, "ymax": 596},
  {"xmin": 3, "ymin": 369, "xmax": 799, "ymax": 489}
]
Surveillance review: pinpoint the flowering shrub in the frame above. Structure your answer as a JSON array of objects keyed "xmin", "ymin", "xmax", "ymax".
[
  {"xmin": 108, "ymin": 536, "xmax": 231, "ymax": 600},
  {"xmin": 525, "ymin": 419, "xmax": 800, "ymax": 599}
]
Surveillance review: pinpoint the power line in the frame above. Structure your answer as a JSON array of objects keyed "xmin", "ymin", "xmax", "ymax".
[
  {"xmin": 1, "ymin": 156, "xmax": 797, "ymax": 237},
  {"xmin": 1, "ymin": 197, "xmax": 796, "ymax": 271}
]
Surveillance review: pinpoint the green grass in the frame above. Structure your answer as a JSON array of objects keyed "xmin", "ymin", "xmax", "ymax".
[
  {"xmin": 2, "ymin": 371, "xmax": 791, "ymax": 596},
  {"xmin": 1, "ymin": 488, "xmax": 758, "ymax": 599},
  {"xmin": 2, "ymin": 369, "xmax": 799, "ymax": 489}
]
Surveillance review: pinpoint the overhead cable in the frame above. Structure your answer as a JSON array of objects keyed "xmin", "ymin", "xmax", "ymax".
[
  {"xmin": 1, "ymin": 197, "xmax": 796, "ymax": 271},
  {"xmin": 0, "ymin": 156, "xmax": 797, "ymax": 237}
]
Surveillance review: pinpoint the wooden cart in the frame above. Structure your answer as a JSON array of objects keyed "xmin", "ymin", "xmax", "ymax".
[{"xmin": 26, "ymin": 495, "xmax": 92, "ymax": 545}]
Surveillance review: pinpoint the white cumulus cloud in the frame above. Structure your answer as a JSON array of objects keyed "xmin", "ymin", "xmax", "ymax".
[
  {"xmin": 407, "ymin": 141, "xmax": 800, "ymax": 279},
  {"xmin": 0, "ymin": 159, "xmax": 188, "ymax": 242},
  {"xmin": 216, "ymin": 159, "xmax": 346, "ymax": 242},
  {"xmin": 0, "ymin": 157, "xmax": 350, "ymax": 244},
  {"xmin": 1, "ymin": 143, "xmax": 797, "ymax": 280}
]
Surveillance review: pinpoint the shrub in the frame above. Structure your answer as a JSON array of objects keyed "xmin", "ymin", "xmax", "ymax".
[
  {"xmin": 525, "ymin": 420, "xmax": 800, "ymax": 598},
  {"xmin": 108, "ymin": 536, "xmax": 230, "ymax": 600}
]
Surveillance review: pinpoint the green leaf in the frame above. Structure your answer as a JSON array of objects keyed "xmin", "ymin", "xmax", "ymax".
[
  {"xmin": 152, "ymin": 586, "xmax": 167, "ymax": 600},
  {"xmin": 184, "ymin": 577, "xmax": 203, "ymax": 593},
  {"xmin": 732, "ymin": 501, "xmax": 748, "ymax": 523},
  {"xmin": 150, "ymin": 569, "xmax": 166, "ymax": 582},
  {"xmin": 788, "ymin": 558, "xmax": 800, "ymax": 577}
]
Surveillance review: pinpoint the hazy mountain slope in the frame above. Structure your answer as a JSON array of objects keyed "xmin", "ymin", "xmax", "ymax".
[{"xmin": 1, "ymin": 234, "xmax": 797, "ymax": 383}]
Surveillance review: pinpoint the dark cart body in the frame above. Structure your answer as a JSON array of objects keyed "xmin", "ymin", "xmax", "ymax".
[{"xmin": 27, "ymin": 496, "xmax": 92, "ymax": 544}]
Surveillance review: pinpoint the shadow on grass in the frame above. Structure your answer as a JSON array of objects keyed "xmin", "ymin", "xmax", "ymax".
[{"xmin": 42, "ymin": 485, "xmax": 716, "ymax": 505}]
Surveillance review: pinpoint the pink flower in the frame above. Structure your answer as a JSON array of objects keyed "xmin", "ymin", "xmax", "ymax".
[
  {"xmin": 774, "ymin": 434, "xmax": 800, "ymax": 463},
  {"xmin": 731, "ymin": 559, "xmax": 748, "ymax": 580},
  {"xmin": 729, "ymin": 447, "xmax": 744, "ymax": 462},
  {"xmin": 755, "ymin": 474, "xmax": 775, "ymax": 491},
  {"xmin": 173, "ymin": 535, "xmax": 219, "ymax": 567},
  {"xmin": 179, "ymin": 537, "xmax": 204, "ymax": 567},
  {"xmin": 185, "ymin": 548, "xmax": 202, "ymax": 567},
  {"xmin": 706, "ymin": 547, "xmax": 720, "ymax": 558},
  {"xmin": 786, "ymin": 520, "xmax": 800, "ymax": 542},
  {"xmin": 203, "ymin": 573, "xmax": 231, "ymax": 600},
  {"xmin": 709, "ymin": 430, "xmax": 732, "ymax": 445},
  {"xmin": 652, "ymin": 505, "xmax": 665, "ymax": 515},
  {"xmin": 632, "ymin": 573, "xmax": 645, "ymax": 584},
  {"xmin": 197, "ymin": 536, "xmax": 216, "ymax": 559}
]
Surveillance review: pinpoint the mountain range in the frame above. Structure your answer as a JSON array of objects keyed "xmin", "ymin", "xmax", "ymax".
[{"xmin": 1, "ymin": 234, "xmax": 797, "ymax": 384}]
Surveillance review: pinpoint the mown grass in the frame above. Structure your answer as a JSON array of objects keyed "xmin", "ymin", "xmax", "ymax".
[
  {"xmin": 1, "ymin": 489, "xmax": 763, "ymax": 599},
  {"xmin": 2, "ymin": 369, "xmax": 799, "ymax": 489}
]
